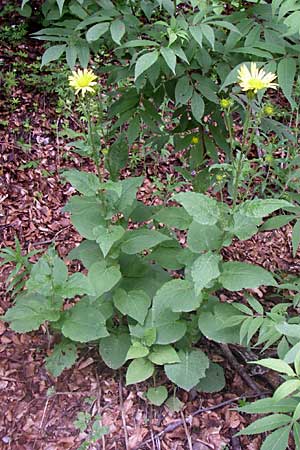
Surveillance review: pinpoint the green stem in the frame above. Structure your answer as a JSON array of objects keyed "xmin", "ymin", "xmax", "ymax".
[
  {"xmin": 232, "ymin": 103, "xmax": 252, "ymax": 208},
  {"xmin": 82, "ymin": 100, "xmax": 103, "ymax": 182},
  {"xmin": 224, "ymin": 111, "xmax": 234, "ymax": 162}
]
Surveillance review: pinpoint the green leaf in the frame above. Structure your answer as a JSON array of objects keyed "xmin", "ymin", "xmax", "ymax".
[
  {"xmin": 126, "ymin": 358, "xmax": 154, "ymax": 385},
  {"xmin": 105, "ymin": 137, "xmax": 128, "ymax": 181},
  {"xmin": 191, "ymin": 251, "xmax": 221, "ymax": 295},
  {"xmin": 153, "ymin": 279, "xmax": 201, "ymax": 313},
  {"xmin": 1, "ymin": 293, "xmax": 60, "ymax": 333},
  {"xmin": 191, "ymin": 91, "xmax": 205, "ymax": 123},
  {"xmin": 45, "ymin": 339, "xmax": 77, "ymax": 377},
  {"xmin": 196, "ymin": 362, "xmax": 225, "ymax": 393},
  {"xmin": 64, "ymin": 196, "xmax": 106, "ymax": 240},
  {"xmin": 278, "ymin": 57, "xmax": 296, "ymax": 107},
  {"xmin": 175, "ymin": 76, "xmax": 193, "ymax": 105},
  {"xmin": 173, "ymin": 192, "xmax": 221, "ymax": 225},
  {"xmin": 165, "ymin": 349, "xmax": 209, "ymax": 391},
  {"xmin": 160, "ymin": 47, "xmax": 176, "ymax": 74},
  {"xmin": 292, "ymin": 220, "xmax": 300, "ymax": 257},
  {"xmin": 127, "ymin": 116, "xmax": 140, "ymax": 145},
  {"xmin": 113, "ymin": 288, "xmax": 151, "ymax": 324},
  {"xmin": 261, "ymin": 426, "xmax": 291, "ymax": 450},
  {"xmin": 56, "ymin": 0, "xmax": 65, "ymax": 15},
  {"xmin": 260, "ymin": 215, "xmax": 295, "ymax": 231},
  {"xmin": 274, "ymin": 379, "xmax": 300, "ymax": 401},
  {"xmin": 148, "ymin": 345, "xmax": 180, "ymax": 365},
  {"xmin": 146, "ymin": 386, "xmax": 168, "ymax": 406},
  {"xmin": 61, "ymin": 298, "xmax": 109, "ymax": 343},
  {"xmin": 110, "ymin": 19, "xmax": 125, "ymax": 44},
  {"xmin": 62, "ymin": 170, "xmax": 100, "ymax": 196},
  {"xmin": 86, "ymin": 22, "xmax": 109, "ymax": 42},
  {"xmin": 255, "ymin": 358, "xmax": 295, "ymax": 377},
  {"xmin": 88, "ymin": 261, "xmax": 121, "ymax": 297},
  {"xmin": 126, "ymin": 342, "xmax": 149, "ymax": 359},
  {"xmin": 69, "ymin": 240, "xmax": 103, "ymax": 269},
  {"xmin": 93, "ymin": 224, "xmax": 125, "ymax": 257},
  {"xmin": 198, "ymin": 302, "xmax": 240, "ymax": 344},
  {"xmin": 201, "ymin": 24, "xmax": 215, "ymax": 49},
  {"xmin": 99, "ymin": 333, "xmax": 131, "ymax": 369},
  {"xmin": 219, "ymin": 262, "xmax": 277, "ymax": 291},
  {"xmin": 236, "ymin": 414, "xmax": 291, "ymax": 435},
  {"xmin": 187, "ymin": 221, "xmax": 223, "ymax": 252},
  {"xmin": 165, "ymin": 395, "xmax": 184, "ymax": 412},
  {"xmin": 238, "ymin": 199, "xmax": 293, "ymax": 219},
  {"xmin": 135, "ymin": 51, "xmax": 159, "ymax": 81},
  {"xmin": 63, "ymin": 273, "xmax": 92, "ymax": 298},
  {"xmin": 41, "ymin": 44, "xmax": 66, "ymax": 66},
  {"xmin": 121, "ymin": 229, "xmax": 171, "ymax": 254},
  {"xmin": 190, "ymin": 25, "xmax": 203, "ymax": 47},
  {"xmin": 154, "ymin": 207, "xmax": 192, "ymax": 230},
  {"xmin": 294, "ymin": 422, "xmax": 300, "ymax": 450},
  {"xmin": 238, "ymin": 398, "xmax": 299, "ymax": 414}
]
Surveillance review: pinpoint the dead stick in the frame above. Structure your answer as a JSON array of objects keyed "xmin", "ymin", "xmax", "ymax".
[
  {"xmin": 134, "ymin": 392, "xmax": 269, "ymax": 449},
  {"xmin": 220, "ymin": 344, "xmax": 263, "ymax": 396}
]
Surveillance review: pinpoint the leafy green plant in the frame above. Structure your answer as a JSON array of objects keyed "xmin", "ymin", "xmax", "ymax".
[{"xmin": 74, "ymin": 409, "xmax": 109, "ymax": 450}]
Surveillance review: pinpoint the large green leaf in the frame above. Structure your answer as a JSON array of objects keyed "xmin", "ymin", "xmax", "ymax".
[
  {"xmin": 1, "ymin": 293, "xmax": 60, "ymax": 332},
  {"xmin": 196, "ymin": 362, "xmax": 225, "ymax": 393},
  {"xmin": 219, "ymin": 262, "xmax": 277, "ymax": 291},
  {"xmin": 160, "ymin": 47, "xmax": 176, "ymax": 74},
  {"xmin": 148, "ymin": 345, "xmax": 180, "ymax": 365},
  {"xmin": 237, "ymin": 414, "xmax": 291, "ymax": 435},
  {"xmin": 99, "ymin": 333, "xmax": 131, "ymax": 369},
  {"xmin": 86, "ymin": 22, "xmax": 109, "ymax": 42},
  {"xmin": 153, "ymin": 279, "xmax": 202, "ymax": 313},
  {"xmin": 113, "ymin": 288, "xmax": 151, "ymax": 324},
  {"xmin": 62, "ymin": 170, "xmax": 100, "ymax": 196},
  {"xmin": 191, "ymin": 252, "xmax": 221, "ymax": 295},
  {"xmin": 237, "ymin": 199, "xmax": 293, "ymax": 219},
  {"xmin": 135, "ymin": 50, "xmax": 159, "ymax": 80},
  {"xmin": 93, "ymin": 224, "xmax": 125, "ymax": 257},
  {"xmin": 154, "ymin": 207, "xmax": 192, "ymax": 230},
  {"xmin": 278, "ymin": 57, "xmax": 296, "ymax": 107},
  {"xmin": 61, "ymin": 298, "xmax": 109, "ymax": 342},
  {"xmin": 68, "ymin": 240, "xmax": 104, "ymax": 269},
  {"xmin": 126, "ymin": 358, "xmax": 154, "ymax": 385},
  {"xmin": 88, "ymin": 261, "xmax": 122, "ymax": 297},
  {"xmin": 41, "ymin": 44, "xmax": 66, "ymax": 66},
  {"xmin": 261, "ymin": 426, "xmax": 291, "ymax": 450},
  {"xmin": 198, "ymin": 302, "xmax": 240, "ymax": 344},
  {"xmin": 121, "ymin": 229, "xmax": 171, "ymax": 254},
  {"xmin": 110, "ymin": 19, "xmax": 125, "ymax": 44},
  {"xmin": 164, "ymin": 349, "xmax": 209, "ymax": 391},
  {"xmin": 174, "ymin": 192, "xmax": 221, "ymax": 225},
  {"xmin": 64, "ymin": 196, "xmax": 106, "ymax": 240},
  {"xmin": 187, "ymin": 221, "xmax": 224, "ymax": 252}
]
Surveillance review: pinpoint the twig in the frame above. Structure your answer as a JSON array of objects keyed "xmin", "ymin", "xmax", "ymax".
[
  {"xmin": 133, "ymin": 392, "xmax": 268, "ymax": 449},
  {"xmin": 220, "ymin": 344, "xmax": 263, "ymax": 396},
  {"xmin": 119, "ymin": 372, "xmax": 129, "ymax": 450},
  {"xmin": 180, "ymin": 411, "xmax": 193, "ymax": 450}
]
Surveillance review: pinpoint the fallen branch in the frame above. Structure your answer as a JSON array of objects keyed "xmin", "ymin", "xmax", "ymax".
[{"xmin": 134, "ymin": 392, "xmax": 269, "ymax": 449}]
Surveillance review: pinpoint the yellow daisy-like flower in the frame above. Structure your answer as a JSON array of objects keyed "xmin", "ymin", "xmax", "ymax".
[
  {"xmin": 68, "ymin": 68, "xmax": 97, "ymax": 97},
  {"xmin": 237, "ymin": 63, "xmax": 277, "ymax": 94}
]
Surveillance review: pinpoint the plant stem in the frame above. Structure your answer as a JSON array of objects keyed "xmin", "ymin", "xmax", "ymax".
[
  {"xmin": 82, "ymin": 100, "xmax": 103, "ymax": 182},
  {"xmin": 232, "ymin": 103, "xmax": 252, "ymax": 208},
  {"xmin": 224, "ymin": 111, "xmax": 234, "ymax": 161}
]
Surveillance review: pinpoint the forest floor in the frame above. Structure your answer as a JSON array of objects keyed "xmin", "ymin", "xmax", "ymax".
[{"xmin": 1, "ymin": 6, "xmax": 300, "ymax": 450}]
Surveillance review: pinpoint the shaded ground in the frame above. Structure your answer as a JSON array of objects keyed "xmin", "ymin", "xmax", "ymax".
[{"xmin": 1, "ymin": 8, "xmax": 300, "ymax": 450}]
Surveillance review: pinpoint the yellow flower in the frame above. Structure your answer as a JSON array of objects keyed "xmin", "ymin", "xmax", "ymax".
[
  {"xmin": 68, "ymin": 68, "xmax": 97, "ymax": 97},
  {"xmin": 191, "ymin": 136, "xmax": 199, "ymax": 144},
  {"xmin": 237, "ymin": 63, "xmax": 277, "ymax": 93}
]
